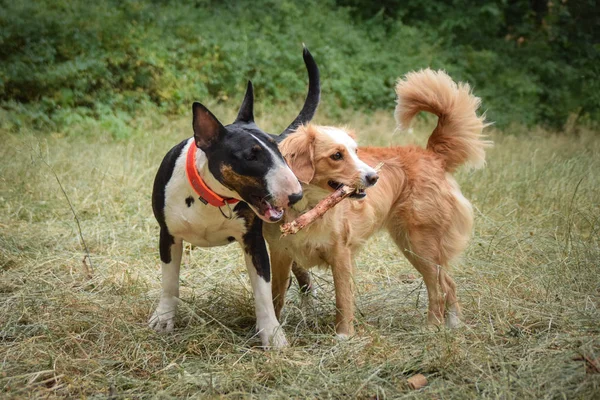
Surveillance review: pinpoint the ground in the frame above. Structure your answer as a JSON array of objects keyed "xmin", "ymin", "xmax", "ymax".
[{"xmin": 1, "ymin": 107, "xmax": 599, "ymax": 398}]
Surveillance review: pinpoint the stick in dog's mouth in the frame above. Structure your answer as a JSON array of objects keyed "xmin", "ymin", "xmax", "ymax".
[
  {"xmin": 280, "ymin": 184, "xmax": 354, "ymax": 236},
  {"xmin": 327, "ymin": 180, "xmax": 366, "ymax": 199},
  {"xmin": 280, "ymin": 162, "xmax": 384, "ymax": 235}
]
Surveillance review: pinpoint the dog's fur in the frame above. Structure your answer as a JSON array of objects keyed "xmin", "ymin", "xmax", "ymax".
[
  {"xmin": 150, "ymin": 49, "xmax": 319, "ymax": 348},
  {"xmin": 263, "ymin": 69, "xmax": 490, "ymax": 337}
]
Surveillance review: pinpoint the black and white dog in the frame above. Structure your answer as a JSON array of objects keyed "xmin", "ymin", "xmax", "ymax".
[{"xmin": 150, "ymin": 49, "xmax": 320, "ymax": 348}]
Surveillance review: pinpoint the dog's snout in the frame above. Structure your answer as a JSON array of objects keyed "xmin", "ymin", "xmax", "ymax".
[
  {"xmin": 288, "ymin": 191, "xmax": 303, "ymax": 206},
  {"xmin": 365, "ymin": 172, "xmax": 379, "ymax": 187}
]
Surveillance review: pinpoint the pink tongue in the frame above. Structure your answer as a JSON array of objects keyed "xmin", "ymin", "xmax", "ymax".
[{"xmin": 265, "ymin": 207, "xmax": 284, "ymax": 221}]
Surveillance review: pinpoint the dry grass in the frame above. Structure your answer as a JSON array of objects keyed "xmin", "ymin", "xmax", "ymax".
[{"xmin": 1, "ymin": 105, "xmax": 599, "ymax": 398}]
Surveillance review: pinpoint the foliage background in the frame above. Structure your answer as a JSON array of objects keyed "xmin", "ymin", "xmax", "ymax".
[{"xmin": 1, "ymin": 0, "xmax": 598, "ymax": 133}]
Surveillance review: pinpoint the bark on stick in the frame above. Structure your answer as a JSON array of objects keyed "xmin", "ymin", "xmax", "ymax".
[{"xmin": 280, "ymin": 185, "xmax": 354, "ymax": 236}]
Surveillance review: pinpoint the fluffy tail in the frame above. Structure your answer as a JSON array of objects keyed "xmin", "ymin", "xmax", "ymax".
[{"xmin": 395, "ymin": 69, "xmax": 491, "ymax": 172}]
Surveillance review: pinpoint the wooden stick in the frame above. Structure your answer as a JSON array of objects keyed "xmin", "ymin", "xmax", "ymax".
[
  {"xmin": 280, "ymin": 185, "xmax": 354, "ymax": 236},
  {"xmin": 280, "ymin": 162, "xmax": 385, "ymax": 237}
]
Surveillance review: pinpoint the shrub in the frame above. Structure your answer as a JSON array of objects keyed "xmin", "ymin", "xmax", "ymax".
[{"xmin": 0, "ymin": 0, "xmax": 597, "ymax": 131}]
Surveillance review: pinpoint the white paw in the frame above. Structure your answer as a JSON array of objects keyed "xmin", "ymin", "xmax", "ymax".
[
  {"xmin": 335, "ymin": 333, "xmax": 350, "ymax": 341},
  {"xmin": 445, "ymin": 311, "xmax": 461, "ymax": 329},
  {"xmin": 258, "ymin": 324, "xmax": 288, "ymax": 349},
  {"xmin": 148, "ymin": 296, "xmax": 178, "ymax": 333}
]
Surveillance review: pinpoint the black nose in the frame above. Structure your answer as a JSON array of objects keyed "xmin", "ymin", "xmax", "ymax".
[
  {"xmin": 288, "ymin": 191, "xmax": 303, "ymax": 206},
  {"xmin": 365, "ymin": 172, "xmax": 379, "ymax": 186}
]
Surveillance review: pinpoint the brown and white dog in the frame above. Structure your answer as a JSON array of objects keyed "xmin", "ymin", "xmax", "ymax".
[{"xmin": 263, "ymin": 69, "xmax": 490, "ymax": 337}]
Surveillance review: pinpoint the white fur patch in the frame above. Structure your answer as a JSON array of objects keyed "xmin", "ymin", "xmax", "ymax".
[
  {"xmin": 163, "ymin": 140, "xmax": 246, "ymax": 246},
  {"xmin": 320, "ymin": 127, "xmax": 376, "ymax": 183},
  {"xmin": 243, "ymin": 253, "xmax": 288, "ymax": 348},
  {"xmin": 249, "ymin": 133, "xmax": 301, "ymax": 207},
  {"xmin": 148, "ymin": 239, "xmax": 183, "ymax": 333}
]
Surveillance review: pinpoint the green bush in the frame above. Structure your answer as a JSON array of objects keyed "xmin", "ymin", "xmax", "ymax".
[
  {"xmin": 338, "ymin": 0, "xmax": 600, "ymax": 127},
  {"xmin": 0, "ymin": 0, "xmax": 597, "ymax": 132}
]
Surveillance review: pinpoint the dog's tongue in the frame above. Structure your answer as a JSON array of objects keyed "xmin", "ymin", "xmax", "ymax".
[{"xmin": 265, "ymin": 205, "xmax": 284, "ymax": 222}]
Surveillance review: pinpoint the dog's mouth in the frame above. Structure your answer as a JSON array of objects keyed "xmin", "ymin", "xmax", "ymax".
[
  {"xmin": 327, "ymin": 180, "xmax": 366, "ymax": 199},
  {"xmin": 251, "ymin": 195, "xmax": 284, "ymax": 222}
]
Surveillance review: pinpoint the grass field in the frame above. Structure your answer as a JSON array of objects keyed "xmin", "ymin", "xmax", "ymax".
[{"xmin": 1, "ymin": 105, "xmax": 599, "ymax": 398}]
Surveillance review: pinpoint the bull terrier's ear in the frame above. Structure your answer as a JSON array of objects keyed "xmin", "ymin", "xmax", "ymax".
[
  {"xmin": 234, "ymin": 81, "xmax": 254, "ymax": 123},
  {"xmin": 192, "ymin": 102, "xmax": 226, "ymax": 151}
]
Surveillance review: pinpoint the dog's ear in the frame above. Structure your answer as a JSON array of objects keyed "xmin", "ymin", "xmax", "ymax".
[
  {"xmin": 234, "ymin": 81, "xmax": 254, "ymax": 123},
  {"xmin": 279, "ymin": 128, "xmax": 315, "ymax": 184},
  {"xmin": 192, "ymin": 102, "xmax": 226, "ymax": 151}
]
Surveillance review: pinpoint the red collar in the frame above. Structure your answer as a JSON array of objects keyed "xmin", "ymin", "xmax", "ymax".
[{"xmin": 185, "ymin": 143, "xmax": 240, "ymax": 207}]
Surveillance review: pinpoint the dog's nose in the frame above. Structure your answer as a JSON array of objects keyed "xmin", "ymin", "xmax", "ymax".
[
  {"xmin": 288, "ymin": 191, "xmax": 303, "ymax": 206},
  {"xmin": 365, "ymin": 172, "xmax": 379, "ymax": 186}
]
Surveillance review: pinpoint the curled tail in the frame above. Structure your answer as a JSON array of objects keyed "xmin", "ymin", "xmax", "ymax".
[{"xmin": 395, "ymin": 69, "xmax": 491, "ymax": 172}]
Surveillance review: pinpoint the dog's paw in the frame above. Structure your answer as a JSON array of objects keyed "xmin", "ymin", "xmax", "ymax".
[
  {"xmin": 148, "ymin": 309, "xmax": 175, "ymax": 333},
  {"xmin": 299, "ymin": 291, "xmax": 315, "ymax": 310},
  {"xmin": 148, "ymin": 296, "xmax": 178, "ymax": 333},
  {"xmin": 445, "ymin": 311, "xmax": 462, "ymax": 329},
  {"xmin": 334, "ymin": 324, "xmax": 355, "ymax": 341},
  {"xmin": 258, "ymin": 324, "xmax": 288, "ymax": 349},
  {"xmin": 298, "ymin": 284, "xmax": 318, "ymax": 311}
]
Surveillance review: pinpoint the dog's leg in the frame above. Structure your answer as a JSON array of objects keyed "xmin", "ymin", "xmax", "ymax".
[
  {"xmin": 328, "ymin": 247, "xmax": 355, "ymax": 338},
  {"xmin": 149, "ymin": 229, "xmax": 182, "ymax": 333},
  {"xmin": 292, "ymin": 262, "xmax": 313, "ymax": 294},
  {"xmin": 239, "ymin": 213, "xmax": 287, "ymax": 349},
  {"xmin": 292, "ymin": 262, "xmax": 317, "ymax": 313},
  {"xmin": 442, "ymin": 271, "xmax": 461, "ymax": 328},
  {"xmin": 390, "ymin": 229, "xmax": 457, "ymax": 327},
  {"xmin": 242, "ymin": 248, "xmax": 288, "ymax": 349},
  {"xmin": 407, "ymin": 255, "xmax": 448, "ymax": 327},
  {"xmin": 270, "ymin": 251, "xmax": 293, "ymax": 321}
]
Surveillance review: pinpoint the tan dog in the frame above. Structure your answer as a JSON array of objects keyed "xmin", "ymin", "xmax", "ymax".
[{"xmin": 263, "ymin": 69, "xmax": 490, "ymax": 337}]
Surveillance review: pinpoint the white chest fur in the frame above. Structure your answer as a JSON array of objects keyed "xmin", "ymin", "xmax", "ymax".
[{"xmin": 163, "ymin": 140, "xmax": 247, "ymax": 247}]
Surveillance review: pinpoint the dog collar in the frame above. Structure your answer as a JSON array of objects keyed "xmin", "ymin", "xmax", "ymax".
[{"xmin": 185, "ymin": 143, "xmax": 240, "ymax": 207}]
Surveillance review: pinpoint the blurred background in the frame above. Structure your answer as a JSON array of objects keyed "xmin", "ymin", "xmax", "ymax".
[{"xmin": 1, "ymin": 0, "xmax": 598, "ymax": 133}]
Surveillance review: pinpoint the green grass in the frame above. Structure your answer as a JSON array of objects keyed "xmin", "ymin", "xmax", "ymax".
[{"xmin": 1, "ymin": 107, "xmax": 599, "ymax": 398}]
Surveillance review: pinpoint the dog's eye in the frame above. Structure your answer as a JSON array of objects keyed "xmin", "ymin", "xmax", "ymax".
[
  {"xmin": 244, "ymin": 146, "xmax": 261, "ymax": 161},
  {"xmin": 330, "ymin": 152, "xmax": 343, "ymax": 161}
]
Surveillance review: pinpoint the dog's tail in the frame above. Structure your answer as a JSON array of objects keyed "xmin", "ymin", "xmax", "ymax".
[{"xmin": 395, "ymin": 69, "xmax": 491, "ymax": 172}]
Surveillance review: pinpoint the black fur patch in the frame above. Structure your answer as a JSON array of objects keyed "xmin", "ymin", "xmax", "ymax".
[
  {"xmin": 185, "ymin": 196, "xmax": 194, "ymax": 207},
  {"xmin": 159, "ymin": 228, "xmax": 175, "ymax": 264},
  {"xmin": 152, "ymin": 139, "xmax": 187, "ymax": 263},
  {"xmin": 234, "ymin": 202, "xmax": 270, "ymax": 282}
]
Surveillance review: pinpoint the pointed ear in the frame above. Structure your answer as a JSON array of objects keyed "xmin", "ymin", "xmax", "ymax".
[
  {"xmin": 234, "ymin": 81, "xmax": 254, "ymax": 123},
  {"xmin": 192, "ymin": 102, "xmax": 226, "ymax": 150},
  {"xmin": 279, "ymin": 128, "xmax": 315, "ymax": 184}
]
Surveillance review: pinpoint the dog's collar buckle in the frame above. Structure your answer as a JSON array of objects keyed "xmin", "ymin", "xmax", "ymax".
[{"xmin": 185, "ymin": 143, "xmax": 240, "ymax": 208}]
